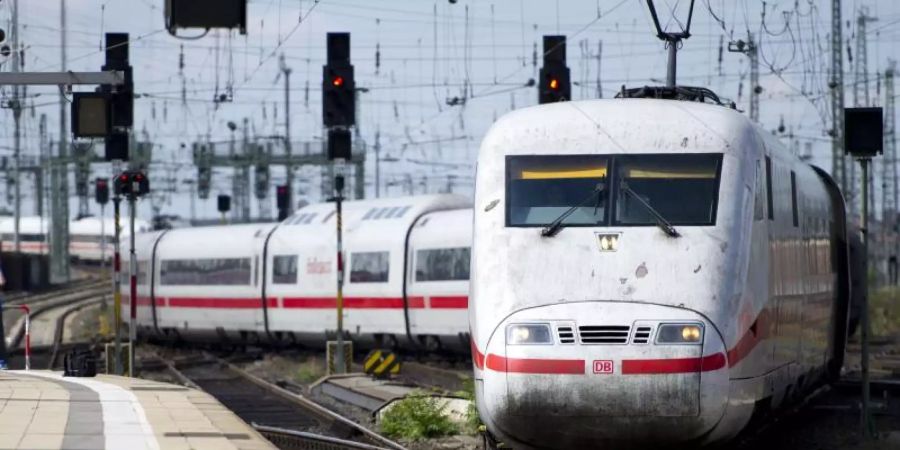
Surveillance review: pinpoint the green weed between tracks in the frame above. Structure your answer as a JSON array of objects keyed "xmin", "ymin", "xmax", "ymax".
[
  {"xmin": 379, "ymin": 376, "xmax": 482, "ymax": 441},
  {"xmin": 379, "ymin": 393, "xmax": 459, "ymax": 440}
]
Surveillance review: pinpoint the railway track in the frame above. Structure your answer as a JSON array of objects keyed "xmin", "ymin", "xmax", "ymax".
[
  {"xmin": 154, "ymin": 351, "xmax": 405, "ymax": 450},
  {"xmin": 2, "ymin": 279, "xmax": 109, "ymax": 370},
  {"xmin": 7, "ymin": 283, "xmax": 108, "ymax": 350}
]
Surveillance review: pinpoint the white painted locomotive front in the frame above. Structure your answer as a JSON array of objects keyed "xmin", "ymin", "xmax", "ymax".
[{"xmin": 471, "ymin": 99, "xmax": 845, "ymax": 448}]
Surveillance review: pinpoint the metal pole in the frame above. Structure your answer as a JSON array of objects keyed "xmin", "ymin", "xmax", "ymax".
[
  {"xmin": 282, "ymin": 55, "xmax": 293, "ymax": 215},
  {"xmin": 860, "ymin": 157, "xmax": 873, "ymax": 438},
  {"xmin": 11, "ymin": 0, "xmax": 20, "ymax": 253},
  {"xmin": 128, "ymin": 194, "xmax": 137, "ymax": 377},
  {"xmin": 21, "ymin": 305, "xmax": 29, "ymax": 370},
  {"xmin": 666, "ymin": 40, "xmax": 677, "ymax": 88},
  {"xmin": 112, "ymin": 184, "xmax": 122, "ymax": 376},
  {"xmin": 334, "ymin": 174, "xmax": 346, "ymax": 374},
  {"xmin": 374, "ymin": 130, "xmax": 381, "ymax": 198},
  {"xmin": 100, "ymin": 204, "xmax": 106, "ymax": 268}
]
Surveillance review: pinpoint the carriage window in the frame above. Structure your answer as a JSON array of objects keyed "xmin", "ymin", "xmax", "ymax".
[
  {"xmin": 415, "ymin": 247, "xmax": 470, "ymax": 282},
  {"xmin": 160, "ymin": 258, "xmax": 252, "ymax": 285},
  {"xmin": 506, "ymin": 155, "xmax": 609, "ymax": 226},
  {"xmin": 754, "ymin": 160, "xmax": 765, "ymax": 221},
  {"xmin": 134, "ymin": 260, "xmax": 149, "ymax": 286},
  {"xmin": 790, "ymin": 171, "xmax": 799, "ymax": 227},
  {"xmin": 765, "ymin": 156, "xmax": 774, "ymax": 221},
  {"xmin": 614, "ymin": 154, "xmax": 722, "ymax": 225},
  {"xmin": 350, "ymin": 251, "xmax": 390, "ymax": 283},
  {"xmin": 272, "ymin": 255, "xmax": 298, "ymax": 284}
]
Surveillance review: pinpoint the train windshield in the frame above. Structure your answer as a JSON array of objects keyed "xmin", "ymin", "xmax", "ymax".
[
  {"xmin": 614, "ymin": 154, "xmax": 722, "ymax": 226},
  {"xmin": 506, "ymin": 155, "xmax": 609, "ymax": 227},
  {"xmin": 506, "ymin": 153, "xmax": 722, "ymax": 227}
]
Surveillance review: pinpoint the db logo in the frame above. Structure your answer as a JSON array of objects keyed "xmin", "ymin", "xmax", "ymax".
[{"xmin": 593, "ymin": 360, "xmax": 614, "ymax": 374}]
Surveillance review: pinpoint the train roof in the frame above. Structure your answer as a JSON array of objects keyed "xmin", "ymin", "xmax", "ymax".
[
  {"xmin": 153, "ymin": 222, "xmax": 277, "ymax": 259},
  {"xmin": 70, "ymin": 216, "xmax": 151, "ymax": 235},
  {"xmin": 269, "ymin": 193, "xmax": 471, "ymax": 250},
  {"xmin": 409, "ymin": 208, "xmax": 473, "ymax": 248},
  {"xmin": 0, "ymin": 216, "xmax": 48, "ymax": 234},
  {"xmin": 482, "ymin": 98, "xmax": 760, "ymax": 158}
]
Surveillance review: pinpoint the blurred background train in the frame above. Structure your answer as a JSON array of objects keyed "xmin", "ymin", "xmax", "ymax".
[{"xmin": 0, "ymin": 215, "xmax": 152, "ymax": 262}]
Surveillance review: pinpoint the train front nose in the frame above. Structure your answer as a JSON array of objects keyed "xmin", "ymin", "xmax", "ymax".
[{"xmin": 477, "ymin": 301, "xmax": 729, "ymax": 449}]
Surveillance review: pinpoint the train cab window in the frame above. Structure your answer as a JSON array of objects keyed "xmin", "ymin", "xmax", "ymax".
[
  {"xmin": 765, "ymin": 156, "xmax": 774, "ymax": 221},
  {"xmin": 415, "ymin": 247, "xmax": 470, "ymax": 282},
  {"xmin": 790, "ymin": 171, "xmax": 799, "ymax": 227},
  {"xmin": 506, "ymin": 155, "xmax": 609, "ymax": 227},
  {"xmin": 613, "ymin": 154, "xmax": 722, "ymax": 226},
  {"xmin": 159, "ymin": 258, "xmax": 252, "ymax": 286},
  {"xmin": 350, "ymin": 251, "xmax": 390, "ymax": 283},
  {"xmin": 272, "ymin": 255, "xmax": 298, "ymax": 284}
]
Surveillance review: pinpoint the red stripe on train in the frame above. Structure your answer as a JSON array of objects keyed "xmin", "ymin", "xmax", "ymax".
[
  {"xmin": 485, "ymin": 354, "xmax": 585, "ymax": 374},
  {"xmin": 621, "ymin": 352, "xmax": 726, "ymax": 374},
  {"xmin": 430, "ymin": 296, "xmax": 468, "ymax": 309},
  {"xmin": 281, "ymin": 297, "xmax": 427, "ymax": 309}
]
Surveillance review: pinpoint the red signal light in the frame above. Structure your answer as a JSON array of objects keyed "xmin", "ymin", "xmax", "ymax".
[
  {"xmin": 332, "ymin": 76, "xmax": 344, "ymax": 87},
  {"xmin": 549, "ymin": 78, "xmax": 559, "ymax": 90}
]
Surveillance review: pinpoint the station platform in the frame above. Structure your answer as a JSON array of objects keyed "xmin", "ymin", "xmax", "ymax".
[{"xmin": 0, "ymin": 370, "xmax": 276, "ymax": 450}]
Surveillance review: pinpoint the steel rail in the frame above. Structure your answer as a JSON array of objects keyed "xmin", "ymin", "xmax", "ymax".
[
  {"xmin": 253, "ymin": 424, "xmax": 394, "ymax": 450},
  {"xmin": 47, "ymin": 297, "xmax": 105, "ymax": 369}
]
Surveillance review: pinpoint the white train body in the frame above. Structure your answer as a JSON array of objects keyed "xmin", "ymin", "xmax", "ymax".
[
  {"xmin": 0, "ymin": 215, "xmax": 150, "ymax": 262},
  {"xmin": 125, "ymin": 195, "xmax": 473, "ymax": 351},
  {"xmin": 470, "ymin": 99, "xmax": 852, "ymax": 448}
]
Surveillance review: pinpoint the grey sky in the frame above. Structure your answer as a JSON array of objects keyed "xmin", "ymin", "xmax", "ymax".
[{"xmin": 1, "ymin": 0, "xmax": 898, "ymax": 220}]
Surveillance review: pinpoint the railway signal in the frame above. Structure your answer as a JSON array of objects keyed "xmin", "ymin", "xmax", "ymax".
[
  {"xmin": 538, "ymin": 35, "xmax": 570, "ymax": 104},
  {"xmin": 95, "ymin": 178, "xmax": 110, "ymax": 205},
  {"xmin": 217, "ymin": 194, "xmax": 231, "ymax": 224},
  {"xmin": 113, "ymin": 171, "xmax": 149, "ymax": 198},
  {"xmin": 276, "ymin": 185, "xmax": 290, "ymax": 221},
  {"xmin": 322, "ymin": 33, "xmax": 355, "ymax": 127},
  {"xmin": 327, "ymin": 128, "xmax": 352, "ymax": 161},
  {"xmin": 844, "ymin": 106, "xmax": 883, "ymax": 438},
  {"xmin": 101, "ymin": 33, "xmax": 133, "ymax": 161}
]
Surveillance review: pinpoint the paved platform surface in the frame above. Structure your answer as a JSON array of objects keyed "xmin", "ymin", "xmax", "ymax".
[{"xmin": 0, "ymin": 370, "xmax": 277, "ymax": 450}]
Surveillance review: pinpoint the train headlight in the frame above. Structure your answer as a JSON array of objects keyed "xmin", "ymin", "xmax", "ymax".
[
  {"xmin": 506, "ymin": 324, "xmax": 552, "ymax": 345},
  {"xmin": 656, "ymin": 324, "xmax": 704, "ymax": 344}
]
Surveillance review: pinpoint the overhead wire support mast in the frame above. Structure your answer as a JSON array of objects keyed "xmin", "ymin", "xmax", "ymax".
[
  {"xmin": 831, "ymin": 0, "xmax": 848, "ymax": 210},
  {"xmin": 645, "ymin": 0, "xmax": 695, "ymax": 88}
]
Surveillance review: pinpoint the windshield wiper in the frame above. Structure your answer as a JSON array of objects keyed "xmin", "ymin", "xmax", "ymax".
[
  {"xmin": 619, "ymin": 181, "xmax": 681, "ymax": 238},
  {"xmin": 540, "ymin": 183, "xmax": 605, "ymax": 237}
]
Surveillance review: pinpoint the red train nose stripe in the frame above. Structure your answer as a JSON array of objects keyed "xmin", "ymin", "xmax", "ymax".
[
  {"xmin": 471, "ymin": 339, "xmax": 485, "ymax": 370},
  {"xmin": 621, "ymin": 352, "xmax": 727, "ymax": 374},
  {"xmin": 485, "ymin": 354, "xmax": 585, "ymax": 374}
]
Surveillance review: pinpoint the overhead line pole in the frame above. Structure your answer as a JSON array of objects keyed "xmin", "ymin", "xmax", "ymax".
[
  {"xmin": 281, "ymin": 54, "xmax": 293, "ymax": 215},
  {"xmin": 12, "ymin": 0, "xmax": 21, "ymax": 253},
  {"xmin": 831, "ymin": 0, "xmax": 848, "ymax": 213}
]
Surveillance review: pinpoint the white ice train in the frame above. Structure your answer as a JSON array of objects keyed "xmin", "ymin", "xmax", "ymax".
[
  {"xmin": 470, "ymin": 97, "xmax": 860, "ymax": 448},
  {"xmin": 125, "ymin": 195, "xmax": 474, "ymax": 351},
  {"xmin": 0, "ymin": 215, "xmax": 150, "ymax": 262}
]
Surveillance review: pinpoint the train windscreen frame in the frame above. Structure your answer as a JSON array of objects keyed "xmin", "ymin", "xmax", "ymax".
[{"xmin": 506, "ymin": 153, "xmax": 723, "ymax": 227}]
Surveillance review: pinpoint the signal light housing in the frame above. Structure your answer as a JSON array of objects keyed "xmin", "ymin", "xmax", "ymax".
[
  {"xmin": 95, "ymin": 178, "xmax": 110, "ymax": 205},
  {"xmin": 323, "ymin": 32, "xmax": 355, "ymax": 127},
  {"xmin": 114, "ymin": 170, "xmax": 149, "ymax": 198},
  {"xmin": 276, "ymin": 184, "xmax": 290, "ymax": 220},
  {"xmin": 538, "ymin": 35, "xmax": 570, "ymax": 104},
  {"xmin": 217, "ymin": 194, "xmax": 231, "ymax": 213}
]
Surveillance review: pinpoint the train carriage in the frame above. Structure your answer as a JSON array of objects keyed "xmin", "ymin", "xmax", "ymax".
[
  {"xmin": 140, "ymin": 223, "xmax": 276, "ymax": 342},
  {"xmin": 128, "ymin": 194, "xmax": 472, "ymax": 351},
  {"xmin": 406, "ymin": 208, "xmax": 473, "ymax": 350},
  {"xmin": 470, "ymin": 97, "xmax": 853, "ymax": 448}
]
